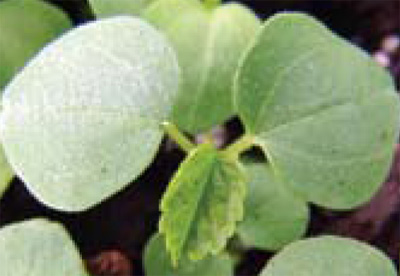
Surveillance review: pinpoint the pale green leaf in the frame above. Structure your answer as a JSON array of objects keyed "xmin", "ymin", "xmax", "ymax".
[
  {"xmin": 0, "ymin": 218, "xmax": 89, "ymax": 276},
  {"xmin": 0, "ymin": 17, "xmax": 180, "ymax": 211},
  {"xmin": 260, "ymin": 236, "xmax": 397, "ymax": 276},
  {"xmin": 89, "ymin": 0, "xmax": 156, "ymax": 18},
  {"xmin": 144, "ymin": 233, "xmax": 234, "ymax": 276},
  {"xmin": 237, "ymin": 162, "xmax": 308, "ymax": 250},
  {"xmin": 0, "ymin": 0, "xmax": 71, "ymax": 89},
  {"xmin": 159, "ymin": 143, "xmax": 246, "ymax": 264},
  {"xmin": 144, "ymin": 0, "xmax": 261, "ymax": 133},
  {"xmin": 235, "ymin": 13, "xmax": 400, "ymax": 209}
]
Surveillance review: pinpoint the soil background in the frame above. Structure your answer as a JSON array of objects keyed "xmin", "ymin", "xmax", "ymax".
[{"xmin": 0, "ymin": 0, "xmax": 399, "ymax": 275}]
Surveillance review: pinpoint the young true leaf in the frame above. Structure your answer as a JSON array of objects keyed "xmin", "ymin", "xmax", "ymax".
[
  {"xmin": 0, "ymin": 0, "xmax": 71, "ymax": 89},
  {"xmin": 0, "ymin": 17, "xmax": 180, "ymax": 211},
  {"xmin": 88, "ymin": 0, "xmax": 156, "ymax": 17},
  {"xmin": 237, "ymin": 162, "xmax": 309, "ymax": 250},
  {"xmin": 144, "ymin": 233, "xmax": 234, "ymax": 276},
  {"xmin": 0, "ymin": 219, "xmax": 89, "ymax": 276},
  {"xmin": 235, "ymin": 13, "xmax": 400, "ymax": 209},
  {"xmin": 143, "ymin": 0, "xmax": 261, "ymax": 133},
  {"xmin": 159, "ymin": 143, "xmax": 246, "ymax": 265},
  {"xmin": 260, "ymin": 236, "xmax": 397, "ymax": 276}
]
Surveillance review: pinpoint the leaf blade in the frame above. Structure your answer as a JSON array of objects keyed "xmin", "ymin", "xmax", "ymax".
[
  {"xmin": 144, "ymin": 0, "xmax": 261, "ymax": 132},
  {"xmin": 0, "ymin": 17, "xmax": 180, "ymax": 211},
  {"xmin": 235, "ymin": 13, "xmax": 400, "ymax": 209},
  {"xmin": 0, "ymin": 219, "xmax": 89, "ymax": 276},
  {"xmin": 159, "ymin": 143, "xmax": 246, "ymax": 264},
  {"xmin": 261, "ymin": 236, "xmax": 397, "ymax": 276},
  {"xmin": 237, "ymin": 162, "xmax": 309, "ymax": 250},
  {"xmin": 144, "ymin": 233, "xmax": 234, "ymax": 276}
]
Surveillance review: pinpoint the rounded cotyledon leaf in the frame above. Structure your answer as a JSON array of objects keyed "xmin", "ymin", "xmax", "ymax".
[
  {"xmin": 237, "ymin": 161, "xmax": 309, "ymax": 251},
  {"xmin": 260, "ymin": 236, "xmax": 397, "ymax": 276},
  {"xmin": 143, "ymin": 0, "xmax": 261, "ymax": 133},
  {"xmin": 235, "ymin": 13, "xmax": 400, "ymax": 209},
  {"xmin": 0, "ymin": 0, "xmax": 71, "ymax": 89},
  {"xmin": 0, "ymin": 0, "xmax": 71, "ymax": 196},
  {"xmin": 0, "ymin": 16, "xmax": 180, "ymax": 211},
  {"xmin": 144, "ymin": 233, "xmax": 234, "ymax": 276},
  {"xmin": 88, "ymin": 0, "xmax": 156, "ymax": 18},
  {"xmin": 0, "ymin": 218, "xmax": 89, "ymax": 276}
]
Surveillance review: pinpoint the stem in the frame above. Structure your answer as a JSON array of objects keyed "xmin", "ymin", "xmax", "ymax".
[
  {"xmin": 204, "ymin": 0, "xmax": 220, "ymax": 9},
  {"xmin": 223, "ymin": 134, "xmax": 254, "ymax": 159},
  {"xmin": 162, "ymin": 122, "xmax": 195, "ymax": 153}
]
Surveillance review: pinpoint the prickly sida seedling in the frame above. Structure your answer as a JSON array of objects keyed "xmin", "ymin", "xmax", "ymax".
[{"xmin": 0, "ymin": 0, "xmax": 398, "ymax": 275}]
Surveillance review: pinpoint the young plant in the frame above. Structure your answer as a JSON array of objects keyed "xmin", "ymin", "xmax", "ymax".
[
  {"xmin": 0, "ymin": 0, "xmax": 71, "ymax": 197},
  {"xmin": 0, "ymin": 0, "xmax": 398, "ymax": 274}
]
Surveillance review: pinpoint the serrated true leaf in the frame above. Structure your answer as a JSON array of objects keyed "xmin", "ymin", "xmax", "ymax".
[
  {"xmin": 237, "ymin": 161, "xmax": 308, "ymax": 250},
  {"xmin": 144, "ymin": 233, "xmax": 234, "ymax": 276},
  {"xmin": 88, "ymin": 0, "xmax": 156, "ymax": 18},
  {"xmin": 260, "ymin": 236, "xmax": 397, "ymax": 276},
  {"xmin": 0, "ymin": 0, "xmax": 71, "ymax": 89},
  {"xmin": 0, "ymin": 17, "xmax": 179, "ymax": 211},
  {"xmin": 159, "ymin": 143, "xmax": 246, "ymax": 265},
  {"xmin": 143, "ymin": 0, "xmax": 260, "ymax": 133},
  {"xmin": 235, "ymin": 13, "xmax": 400, "ymax": 209},
  {"xmin": 0, "ymin": 219, "xmax": 89, "ymax": 276}
]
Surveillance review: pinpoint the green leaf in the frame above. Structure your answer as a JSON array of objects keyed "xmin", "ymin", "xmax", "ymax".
[
  {"xmin": 0, "ymin": 0, "xmax": 71, "ymax": 89},
  {"xmin": 0, "ymin": 17, "xmax": 180, "ymax": 211},
  {"xmin": 237, "ymin": 161, "xmax": 308, "ymax": 250},
  {"xmin": 144, "ymin": 233, "xmax": 234, "ymax": 276},
  {"xmin": 160, "ymin": 143, "xmax": 246, "ymax": 265},
  {"xmin": 144, "ymin": 0, "xmax": 260, "ymax": 133},
  {"xmin": 260, "ymin": 236, "xmax": 397, "ymax": 276},
  {"xmin": 88, "ymin": 0, "xmax": 156, "ymax": 18},
  {"xmin": 0, "ymin": 218, "xmax": 89, "ymax": 276},
  {"xmin": 235, "ymin": 13, "xmax": 400, "ymax": 209},
  {"xmin": 0, "ymin": 145, "xmax": 13, "ymax": 198}
]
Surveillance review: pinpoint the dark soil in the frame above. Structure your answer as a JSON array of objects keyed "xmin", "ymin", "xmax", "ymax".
[{"xmin": 0, "ymin": 1, "xmax": 399, "ymax": 275}]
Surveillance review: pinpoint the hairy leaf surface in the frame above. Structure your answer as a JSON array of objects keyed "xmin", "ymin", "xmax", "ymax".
[
  {"xmin": 144, "ymin": 233, "xmax": 233, "ymax": 276},
  {"xmin": 159, "ymin": 143, "xmax": 246, "ymax": 264},
  {"xmin": 237, "ymin": 162, "xmax": 308, "ymax": 250},
  {"xmin": 235, "ymin": 13, "xmax": 400, "ymax": 209},
  {"xmin": 144, "ymin": 0, "xmax": 260, "ymax": 133},
  {"xmin": 261, "ymin": 236, "xmax": 397, "ymax": 276},
  {"xmin": 0, "ymin": 17, "xmax": 179, "ymax": 211},
  {"xmin": 0, "ymin": 219, "xmax": 88, "ymax": 276},
  {"xmin": 0, "ymin": 0, "xmax": 71, "ymax": 89},
  {"xmin": 89, "ymin": 0, "xmax": 155, "ymax": 17}
]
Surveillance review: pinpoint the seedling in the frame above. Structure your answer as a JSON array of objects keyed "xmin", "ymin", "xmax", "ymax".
[{"xmin": 0, "ymin": 0, "xmax": 398, "ymax": 274}]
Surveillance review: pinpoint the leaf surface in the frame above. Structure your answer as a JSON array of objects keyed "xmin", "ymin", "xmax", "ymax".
[
  {"xmin": 235, "ymin": 13, "xmax": 400, "ymax": 209},
  {"xmin": 144, "ymin": 233, "xmax": 233, "ymax": 276},
  {"xmin": 260, "ymin": 236, "xmax": 397, "ymax": 276},
  {"xmin": 0, "ymin": 146, "xmax": 13, "ymax": 198},
  {"xmin": 88, "ymin": 0, "xmax": 155, "ymax": 17},
  {"xmin": 144, "ymin": 0, "xmax": 260, "ymax": 132},
  {"xmin": 0, "ymin": 0, "xmax": 71, "ymax": 89},
  {"xmin": 0, "ymin": 219, "xmax": 89, "ymax": 276},
  {"xmin": 159, "ymin": 143, "xmax": 246, "ymax": 264},
  {"xmin": 237, "ymin": 162, "xmax": 308, "ymax": 250},
  {"xmin": 0, "ymin": 17, "xmax": 179, "ymax": 211}
]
